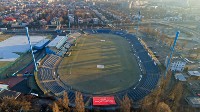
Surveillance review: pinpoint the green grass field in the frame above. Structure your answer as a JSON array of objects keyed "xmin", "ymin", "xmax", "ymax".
[
  {"xmin": 58, "ymin": 34, "xmax": 141, "ymax": 94},
  {"xmin": 0, "ymin": 52, "xmax": 35, "ymax": 79},
  {"xmin": 0, "ymin": 34, "xmax": 13, "ymax": 42},
  {"xmin": 0, "ymin": 61, "xmax": 11, "ymax": 71}
]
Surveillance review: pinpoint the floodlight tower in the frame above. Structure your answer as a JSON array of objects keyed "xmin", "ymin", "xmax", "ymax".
[
  {"xmin": 164, "ymin": 31, "xmax": 180, "ymax": 78},
  {"xmin": 68, "ymin": 10, "xmax": 71, "ymax": 34},
  {"xmin": 136, "ymin": 0, "xmax": 141, "ymax": 38},
  {"xmin": 25, "ymin": 27, "xmax": 38, "ymax": 71}
]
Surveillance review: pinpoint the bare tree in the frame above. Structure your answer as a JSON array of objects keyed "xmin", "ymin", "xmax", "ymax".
[
  {"xmin": 120, "ymin": 95, "xmax": 131, "ymax": 112},
  {"xmin": 52, "ymin": 102, "xmax": 59, "ymax": 112},
  {"xmin": 168, "ymin": 82, "xmax": 183, "ymax": 111},
  {"xmin": 0, "ymin": 96, "xmax": 31, "ymax": 112},
  {"xmin": 63, "ymin": 91, "xmax": 70, "ymax": 111},
  {"xmin": 74, "ymin": 92, "xmax": 85, "ymax": 112},
  {"xmin": 156, "ymin": 102, "xmax": 172, "ymax": 112}
]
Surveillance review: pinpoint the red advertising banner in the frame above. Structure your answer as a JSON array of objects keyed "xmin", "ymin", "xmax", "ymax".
[{"xmin": 93, "ymin": 96, "xmax": 116, "ymax": 106}]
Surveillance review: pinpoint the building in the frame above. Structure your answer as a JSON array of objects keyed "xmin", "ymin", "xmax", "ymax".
[
  {"xmin": 174, "ymin": 73, "xmax": 187, "ymax": 81},
  {"xmin": 186, "ymin": 97, "xmax": 200, "ymax": 107},
  {"xmin": 188, "ymin": 71, "xmax": 200, "ymax": 77},
  {"xmin": 2, "ymin": 17, "xmax": 16, "ymax": 24},
  {"xmin": 45, "ymin": 0, "xmax": 57, "ymax": 3},
  {"xmin": 33, "ymin": 39, "xmax": 50, "ymax": 50},
  {"xmin": 165, "ymin": 56, "xmax": 186, "ymax": 72},
  {"xmin": 0, "ymin": 84, "xmax": 9, "ymax": 92},
  {"xmin": 46, "ymin": 35, "xmax": 68, "ymax": 56},
  {"xmin": 93, "ymin": 18, "xmax": 99, "ymax": 24}
]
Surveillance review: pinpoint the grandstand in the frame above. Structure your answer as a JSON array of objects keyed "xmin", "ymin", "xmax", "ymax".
[
  {"xmin": 45, "ymin": 34, "xmax": 79, "ymax": 57},
  {"xmin": 35, "ymin": 29, "xmax": 160, "ymax": 110},
  {"xmin": 46, "ymin": 36, "xmax": 68, "ymax": 55}
]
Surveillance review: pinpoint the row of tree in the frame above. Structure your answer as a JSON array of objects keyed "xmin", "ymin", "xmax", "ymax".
[
  {"xmin": 52, "ymin": 91, "xmax": 133, "ymax": 112},
  {"xmin": 141, "ymin": 71, "xmax": 184, "ymax": 112},
  {"xmin": 0, "ymin": 72, "xmax": 184, "ymax": 112}
]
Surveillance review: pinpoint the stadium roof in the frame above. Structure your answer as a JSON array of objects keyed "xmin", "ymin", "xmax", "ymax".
[
  {"xmin": 34, "ymin": 39, "xmax": 50, "ymax": 50},
  {"xmin": 47, "ymin": 36, "xmax": 64, "ymax": 47},
  {"xmin": 47, "ymin": 36, "xmax": 68, "ymax": 49}
]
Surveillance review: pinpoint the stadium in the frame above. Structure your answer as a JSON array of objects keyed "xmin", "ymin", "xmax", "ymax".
[{"xmin": 35, "ymin": 29, "xmax": 160, "ymax": 110}]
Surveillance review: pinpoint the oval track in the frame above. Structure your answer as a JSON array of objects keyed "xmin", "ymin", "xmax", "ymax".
[{"xmin": 36, "ymin": 29, "xmax": 160, "ymax": 110}]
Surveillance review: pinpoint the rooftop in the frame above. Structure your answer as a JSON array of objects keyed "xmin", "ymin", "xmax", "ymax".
[
  {"xmin": 188, "ymin": 71, "xmax": 200, "ymax": 77},
  {"xmin": 175, "ymin": 73, "xmax": 187, "ymax": 81},
  {"xmin": 186, "ymin": 97, "xmax": 200, "ymax": 107},
  {"xmin": 190, "ymin": 97, "xmax": 200, "ymax": 104},
  {"xmin": 0, "ymin": 77, "xmax": 25, "ymax": 88},
  {"xmin": 47, "ymin": 36, "xmax": 67, "ymax": 49},
  {"xmin": 34, "ymin": 39, "xmax": 50, "ymax": 50}
]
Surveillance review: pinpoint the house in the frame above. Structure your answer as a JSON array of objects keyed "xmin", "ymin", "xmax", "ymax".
[
  {"xmin": 165, "ymin": 56, "xmax": 186, "ymax": 72},
  {"xmin": 186, "ymin": 97, "xmax": 200, "ymax": 107},
  {"xmin": 2, "ymin": 17, "xmax": 17, "ymax": 24},
  {"xmin": 188, "ymin": 71, "xmax": 200, "ymax": 77},
  {"xmin": 175, "ymin": 73, "xmax": 187, "ymax": 81},
  {"xmin": 93, "ymin": 18, "xmax": 99, "ymax": 24}
]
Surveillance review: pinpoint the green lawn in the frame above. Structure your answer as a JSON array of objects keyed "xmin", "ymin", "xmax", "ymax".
[
  {"xmin": 58, "ymin": 34, "xmax": 141, "ymax": 94},
  {"xmin": 0, "ymin": 52, "xmax": 36, "ymax": 79},
  {"xmin": 0, "ymin": 61, "xmax": 11, "ymax": 72},
  {"xmin": 0, "ymin": 34, "xmax": 13, "ymax": 42}
]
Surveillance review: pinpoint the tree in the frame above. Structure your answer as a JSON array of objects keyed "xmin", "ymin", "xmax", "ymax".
[
  {"xmin": 167, "ymin": 82, "xmax": 183, "ymax": 111},
  {"xmin": 52, "ymin": 102, "xmax": 59, "ymax": 112},
  {"xmin": 156, "ymin": 102, "xmax": 172, "ymax": 112},
  {"xmin": 0, "ymin": 96, "xmax": 31, "ymax": 112},
  {"xmin": 120, "ymin": 95, "xmax": 131, "ymax": 112},
  {"xmin": 55, "ymin": 92, "xmax": 70, "ymax": 112},
  {"xmin": 62, "ymin": 91, "xmax": 70, "ymax": 111},
  {"xmin": 183, "ymin": 67, "xmax": 189, "ymax": 72},
  {"xmin": 74, "ymin": 92, "xmax": 85, "ymax": 112}
]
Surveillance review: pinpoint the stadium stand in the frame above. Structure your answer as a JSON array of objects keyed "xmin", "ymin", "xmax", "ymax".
[
  {"xmin": 96, "ymin": 29, "xmax": 111, "ymax": 33},
  {"xmin": 143, "ymin": 61, "xmax": 159, "ymax": 73},
  {"xmin": 43, "ymin": 81, "xmax": 65, "ymax": 94},
  {"xmin": 137, "ymin": 51, "xmax": 152, "ymax": 62},
  {"xmin": 43, "ymin": 55, "xmax": 60, "ymax": 68},
  {"xmin": 111, "ymin": 30, "xmax": 127, "ymax": 36},
  {"xmin": 68, "ymin": 91, "xmax": 76, "ymax": 104},
  {"xmin": 84, "ymin": 29, "xmax": 96, "ymax": 34},
  {"xmin": 38, "ymin": 68, "xmax": 54, "ymax": 81}
]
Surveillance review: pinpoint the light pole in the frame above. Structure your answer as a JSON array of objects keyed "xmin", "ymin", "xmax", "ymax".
[
  {"xmin": 68, "ymin": 10, "xmax": 71, "ymax": 34},
  {"xmin": 25, "ymin": 27, "xmax": 38, "ymax": 71},
  {"xmin": 164, "ymin": 31, "xmax": 180, "ymax": 78}
]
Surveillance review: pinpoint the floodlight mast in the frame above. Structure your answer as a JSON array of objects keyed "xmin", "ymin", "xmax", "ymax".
[
  {"xmin": 136, "ymin": 0, "xmax": 141, "ymax": 38},
  {"xmin": 68, "ymin": 10, "xmax": 71, "ymax": 34},
  {"xmin": 164, "ymin": 31, "xmax": 180, "ymax": 78},
  {"xmin": 25, "ymin": 27, "xmax": 38, "ymax": 71}
]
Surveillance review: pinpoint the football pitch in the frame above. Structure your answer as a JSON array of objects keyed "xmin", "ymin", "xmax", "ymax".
[{"xmin": 58, "ymin": 34, "xmax": 141, "ymax": 94}]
